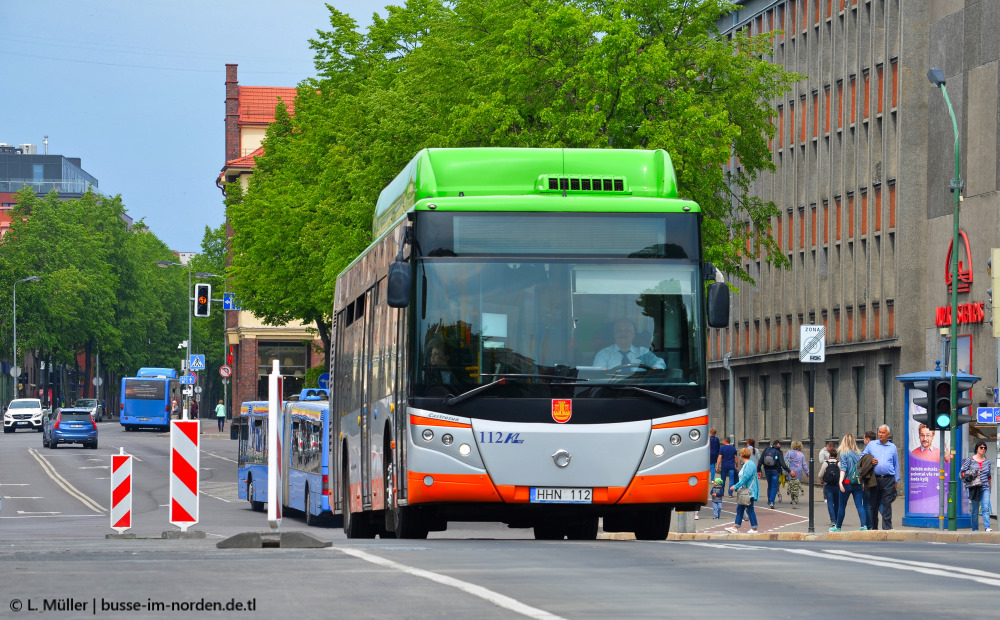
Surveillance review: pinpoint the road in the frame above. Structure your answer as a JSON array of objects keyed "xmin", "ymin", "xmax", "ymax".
[{"xmin": 1, "ymin": 423, "xmax": 996, "ymax": 618}]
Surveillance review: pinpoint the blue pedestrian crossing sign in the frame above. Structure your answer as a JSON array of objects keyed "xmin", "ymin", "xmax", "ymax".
[{"xmin": 189, "ymin": 355, "xmax": 205, "ymax": 371}]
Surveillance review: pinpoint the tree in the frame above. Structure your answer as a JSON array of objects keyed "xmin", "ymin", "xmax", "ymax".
[{"xmin": 228, "ymin": 0, "xmax": 798, "ymax": 361}]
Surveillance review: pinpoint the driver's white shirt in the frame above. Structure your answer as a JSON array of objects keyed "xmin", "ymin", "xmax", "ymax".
[{"xmin": 592, "ymin": 345, "xmax": 666, "ymax": 370}]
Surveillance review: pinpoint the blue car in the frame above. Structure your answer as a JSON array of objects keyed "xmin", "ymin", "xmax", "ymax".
[{"xmin": 43, "ymin": 407, "xmax": 98, "ymax": 449}]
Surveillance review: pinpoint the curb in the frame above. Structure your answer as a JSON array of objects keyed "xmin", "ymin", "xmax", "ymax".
[{"xmin": 597, "ymin": 531, "xmax": 1000, "ymax": 543}]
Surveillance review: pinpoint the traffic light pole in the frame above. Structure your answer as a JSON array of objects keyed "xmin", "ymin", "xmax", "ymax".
[{"xmin": 929, "ymin": 68, "xmax": 962, "ymax": 531}]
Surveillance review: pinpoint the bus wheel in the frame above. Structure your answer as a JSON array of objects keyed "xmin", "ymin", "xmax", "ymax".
[
  {"xmin": 342, "ymin": 464, "xmax": 375, "ymax": 539},
  {"xmin": 248, "ymin": 479, "xmax": 265, "ymax": 512},
  {"xmin": 384, "ymin": 461, "xmax": 427, "ymax": 539},
  {"xmin": 566, "ymin": 517, "xmax": 599, "ymax": 540},
  {"xmin": 633, "ymin": 508, "xmax": 671, "ymax": 540}
]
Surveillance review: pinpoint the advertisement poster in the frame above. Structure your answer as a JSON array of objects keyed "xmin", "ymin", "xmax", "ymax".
[{"xmin": 905, "ymin": 335, "xmax": 971, "ymax": 521}]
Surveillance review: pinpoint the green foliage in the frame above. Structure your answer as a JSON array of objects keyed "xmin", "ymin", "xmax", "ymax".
[
  {"xmin": 0, "ymin": 186, "xmax": 185, "ymax": 389},
  {"xmin": 228, "ymin": 0, "xmax": 799, "ymax": 347}
]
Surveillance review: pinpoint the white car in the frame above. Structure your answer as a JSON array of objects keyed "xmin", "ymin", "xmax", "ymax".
[{"xmin": 4, "ymin": 398, "xmax": 44, "ymax": 433}]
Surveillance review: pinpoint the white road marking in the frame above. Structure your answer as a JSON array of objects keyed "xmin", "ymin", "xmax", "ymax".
[
  {"xmin": 3, "ymin": 496, "xmax": 43, "ymax": 499},
  {"xmin": 679, "ymin": 541, "xmax": 1000, "ymax": 587},
  {"xmin": 27, "ymin": 448, "xmax": 106, "ymax": 513},
  {"xmin": 203, "ymin": 451, "xmax": 236, "ymax": 464},
  {"xmin": 0, "ymin": 483, "xmax": 30, "ymax": 486},
  {"xmin": 334, "ymin": 547, "xmax": 566, "ymax": 620},
  {"xmin": 79, "ymin": 466, "xmax": 110, "ymax": 470},
  {"xmin": 17, "ymin": 511, "xmax": 59, "ymax": 515},
  {"xmin": 0, "ymin": 513, "xmax": 103, "ymax": 519}
]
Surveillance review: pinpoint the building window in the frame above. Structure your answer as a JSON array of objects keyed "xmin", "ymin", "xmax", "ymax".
[
  {"xmin": 828, "ymin": 368, "xmax": 840, "ymax": 438},
  {"xmin": 847, "ymin": 193, "xmax": 855, "ymax": 239},
  {"xmin": 854, "ymin": 366, "xmax": 866, "ymax": 436},
  {"xmin": 888, "ymin": 181, "xmax": 896, "ymax": 228},
  {"xmin": 874, "ymin": 185, "xmax": 882, "ymax": 232},
  {"xmin": 837, "ymin": 80, "xmax": 844, "ymax": 129},
  {"xmin": 876, "ymin": 64, "xmax": 884, "ymax": 114},
  {"xmin": 880, "ymin": 364, "xmax": 893, "ymax": 428},
  {"xmin": 835, "ymin": 196, "xmax": 842, "ymax": 240},
  {"xmin": 850, "ymin": 75, "xmax": 857, "ymax": 124},
  {"xmin": 823, "ymin": 200, "xmax": 829, "ymax": 243},
  {"xmin": 824, "ymin": 86, "xmax": 831, "ymax": 134},
  {"xmin": 860, "ymin": 189, "xmax": 868, "ymax": 236},
  {"xmin": 740, "ymin": 376, "xmax": 750, "ymax": 438},
  {"xmin": 863, "ymin": 69, "xmax": 870, "ymax": 121},
  {"xmin": 761, "ymin": 376, "xmax": 770, "ymax": 438},
  {"xmin": 891, "ymin": 58, "xmax": 898, "ymax": 108},
  {"xmin": 782, "ymin": 373, "xmax": 792, "ymax": 436}
]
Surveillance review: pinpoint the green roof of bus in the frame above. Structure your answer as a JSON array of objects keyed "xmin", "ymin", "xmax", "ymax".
[{"xmin": 372, "ymin": 148, "xmax": 695, "ymax": 237}]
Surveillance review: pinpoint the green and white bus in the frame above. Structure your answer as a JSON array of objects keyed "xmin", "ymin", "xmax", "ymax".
[{"xmin": 331, "ymin": 148, "xmax": 728, "ymax": 539}]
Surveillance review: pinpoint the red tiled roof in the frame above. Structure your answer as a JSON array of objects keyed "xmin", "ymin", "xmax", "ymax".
[
  {"xmin": 224, "ymin": 147, "xmax": 264, "ymax": 169},
  {"xmin": 239, "ymin": 86, "xmax": 299, "ymax": 125}
]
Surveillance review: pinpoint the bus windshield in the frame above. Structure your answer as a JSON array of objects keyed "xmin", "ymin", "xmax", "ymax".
[{"xmin": 414, "ymin": 258, "xmax": 704, "ymax": 402}]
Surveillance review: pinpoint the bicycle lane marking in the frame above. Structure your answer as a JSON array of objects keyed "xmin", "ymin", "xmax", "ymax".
[{"xmin": 332, "ymin": 546, "xmax": 566, "ymax": 620}]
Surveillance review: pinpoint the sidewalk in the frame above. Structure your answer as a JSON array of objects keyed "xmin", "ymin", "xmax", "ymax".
[{"xmin": 658, "ymin": 485, "xmax": 999, "ymax": 543}]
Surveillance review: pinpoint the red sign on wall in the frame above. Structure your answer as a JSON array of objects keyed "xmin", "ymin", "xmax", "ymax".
[{"xmin": 945, "ymin": 230, "xmax": 973, "ymax": 294}]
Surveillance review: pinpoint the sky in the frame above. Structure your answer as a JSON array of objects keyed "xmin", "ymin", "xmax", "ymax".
[{"xmin": 0, "ymin": 0, "xmax": 381, "ymax": 252}]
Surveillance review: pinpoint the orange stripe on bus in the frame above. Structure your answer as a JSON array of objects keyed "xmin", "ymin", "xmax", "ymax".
[
  {"xmin": 617, "ymin": 472, "xmax": 708, "ymax": 504},
  {"xmin": 651, "ymin": 415, "xmax": 708, "ymax": 430},
  {"xmin": 409, "ymin": 414, "xmax": 471, "ymax": 428},
  {"xmin": 406, "ymin": 471, "xmax": 502, "ymax": 504}
]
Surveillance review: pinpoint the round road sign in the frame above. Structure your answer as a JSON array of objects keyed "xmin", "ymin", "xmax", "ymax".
[{"xmin": 219, "ymin": 365, "xmax": 233, "ymax": 378}]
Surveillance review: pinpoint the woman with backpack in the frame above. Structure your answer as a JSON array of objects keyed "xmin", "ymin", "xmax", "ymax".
[
  {"xmin": 818, "ymin": 448, "xmax": 840, "ymax": 527},
  {"xmin": 831, "ymin": 434, "xmax": 867, "ymax": 532},
  {"xmin": 725, "ymin": 447, "xmax": 760, "ymax": 535}
]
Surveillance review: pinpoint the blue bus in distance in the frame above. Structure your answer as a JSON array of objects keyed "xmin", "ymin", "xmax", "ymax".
[
  {"xmin": 120, "ymin": 367, "xmax": 179, "ymax": 432},
  {"xmin": 237, "ymin": 392, "xmax": 333, "ymax": 525}
]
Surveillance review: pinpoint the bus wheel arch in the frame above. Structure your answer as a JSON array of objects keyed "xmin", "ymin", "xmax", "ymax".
[{"xmin": 247, "ymin": 476, "xmax": 264, "ymax": 512}]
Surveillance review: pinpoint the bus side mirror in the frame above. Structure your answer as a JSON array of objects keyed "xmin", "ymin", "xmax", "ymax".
[
  {"xmin": 706, "ymin": 281, "xmax": 729, "ymax": 328},
  {"xmin": 387, "ymin": 261, "xmax": 411, "ymax": 308}
]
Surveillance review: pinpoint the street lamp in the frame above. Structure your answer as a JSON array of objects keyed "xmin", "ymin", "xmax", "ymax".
[
  {"xmin": 13, "ymin": 275, "xmax": 40, "ymax": 400},
  {"xmin": 927, "ymin": 67, "xmax": 963, "ymax": 531},
  {"xmin": 157, "ymin": 261, "xmax": 222, "ymax": 420}
]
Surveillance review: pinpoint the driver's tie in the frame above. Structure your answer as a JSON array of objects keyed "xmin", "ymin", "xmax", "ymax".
[{"xmin": 620, "ymin": 351, "xmax": 630, "ymax": 366}]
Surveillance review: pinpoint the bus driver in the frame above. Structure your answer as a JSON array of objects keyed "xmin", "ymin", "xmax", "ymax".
[{"xmin": 592, "ymin": 318, "xmax": 666, "ymax": 370}]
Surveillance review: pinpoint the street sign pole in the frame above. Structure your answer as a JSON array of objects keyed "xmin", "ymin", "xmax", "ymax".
[{"xmin": 800, "ymin": 325, "xmax": 826, "ymax": 535}]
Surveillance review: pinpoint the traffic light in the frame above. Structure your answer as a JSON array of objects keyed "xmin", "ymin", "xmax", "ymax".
[
  {"xmin": 194, "ymin": 283, "xmax": 211, "ymax": 317},
  {"xmin": 913, "ymin": 378, "xmax": 950, "ymax": 431},
  {"xmin": 913, "ymin": 376, "xmax": 978, "ymax": 430}
]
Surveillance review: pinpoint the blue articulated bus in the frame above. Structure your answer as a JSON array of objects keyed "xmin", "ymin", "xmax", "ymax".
[
  {"xmin": 237, "ymin": 393, "xmax": 333, "ymax": 524},
  {"xmin": 120, "ymin": 367, "xmax": 179, "ymax": 432}
]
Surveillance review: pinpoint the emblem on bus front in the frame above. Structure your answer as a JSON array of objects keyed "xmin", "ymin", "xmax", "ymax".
[{"xmin": 552, "ymin": 399, "xmax": 572, "ymax": 423}]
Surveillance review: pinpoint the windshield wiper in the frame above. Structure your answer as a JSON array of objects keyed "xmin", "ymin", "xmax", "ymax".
[
  {"xmin": 601, "ymin": 385, "xmax": 688, "ymax": 406},
  {"xmin": 443, "ymin": 374, "xmax": 578, "ymax": 406}
]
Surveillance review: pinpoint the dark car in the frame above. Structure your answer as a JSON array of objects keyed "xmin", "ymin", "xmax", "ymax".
[{"xmin": 43, "ymin": 407, "xmax": 98, "ymax": 449}]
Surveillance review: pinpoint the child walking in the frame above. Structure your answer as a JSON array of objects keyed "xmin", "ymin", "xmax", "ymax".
[{"xmin": 711, "ymin": 477, "xmax": 724, "ymax": 518}]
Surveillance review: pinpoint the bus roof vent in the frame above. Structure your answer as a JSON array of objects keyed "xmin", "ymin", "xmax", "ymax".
[{"xmin": 539, "ymin": 175, "xmax": 630, "ymax": 194}]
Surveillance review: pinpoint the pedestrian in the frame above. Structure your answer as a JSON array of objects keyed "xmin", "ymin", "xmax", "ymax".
[
  {"xmin": 215, "ymin": 399, "xmax": 226, "ymax": 432},
  {"xmin": 861, "ymin": 424, "xmax": 900, "ymax": 530},
  {"xmin": 191, "ymin": 400, "xmax": 199, "ymax": 419},
  {"xmin": 960, "ymin": 441, "xmax": 992, "ymax": 532},
  {"xmin": 819, "ymin": 440, "xmax": 836, "ymax": 463},
  {"xmin": 758, "ymin": 439, "xmax": 790, "ymax": 509},
  {"xmin": 710, "ymin": 477, "xmax": 725, "ymax": 519},
  {"xmin": 717, "ymin": 437, "xmax": 738, "ymax": 497},
  {"xmin": 725, "ymin": 447, "xmax": 760, "ymax": 534},
  {"xmin": 818, "ymin": 447, "xmax": 840, "ymax": 526},
  {"xmin": 784, "ymin": 440, "xmax": 809, "ymax": 508},
  {"xmin": 709, "ymin": 428, "xmax": 720, "ymax": 483},
  {"xmin": 831, "ymin": 434, "xmax": 868, "ymax": 532},
  {"xmin": 170, "ymin": 399, "xmax": 179, "ymax": 419},
  {"xmin": 861, "ymin": 430, "xmax": 877, "ymax": 528},
  {"xmin": 744, "ymin": 438, "xmax": 760, "ymax": 466}
]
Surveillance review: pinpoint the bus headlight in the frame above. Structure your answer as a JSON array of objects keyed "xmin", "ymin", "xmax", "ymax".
[
  {"xmin": 669, "ymin": 434, "xmax": 682, "ymax": 446},
  {"xmin": 689, "ymin": 429, "xmax": 701, "ymax": 441},
  {"xmin": 458, "ymin": 443, "xmax": 472, "ymax": 456},
  {"xmin": 441, "ymin": 433, "xmax": 454, "ymax": 446},
  {"xmin": 422, "ymin": 429, "xmax": 434, "ymax": 442},
  {"xmin": 652, "ymin": 444, "xmax": 665, "ymax": 457}
]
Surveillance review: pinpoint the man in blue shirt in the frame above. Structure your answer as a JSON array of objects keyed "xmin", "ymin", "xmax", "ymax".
[
  {"xmin": 717, "ymin": 437, "xmax": 739, "ymax": 497},
  {"xmin": 861, "ymin": 424, "xmax": 900, "ymax": 530}
]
